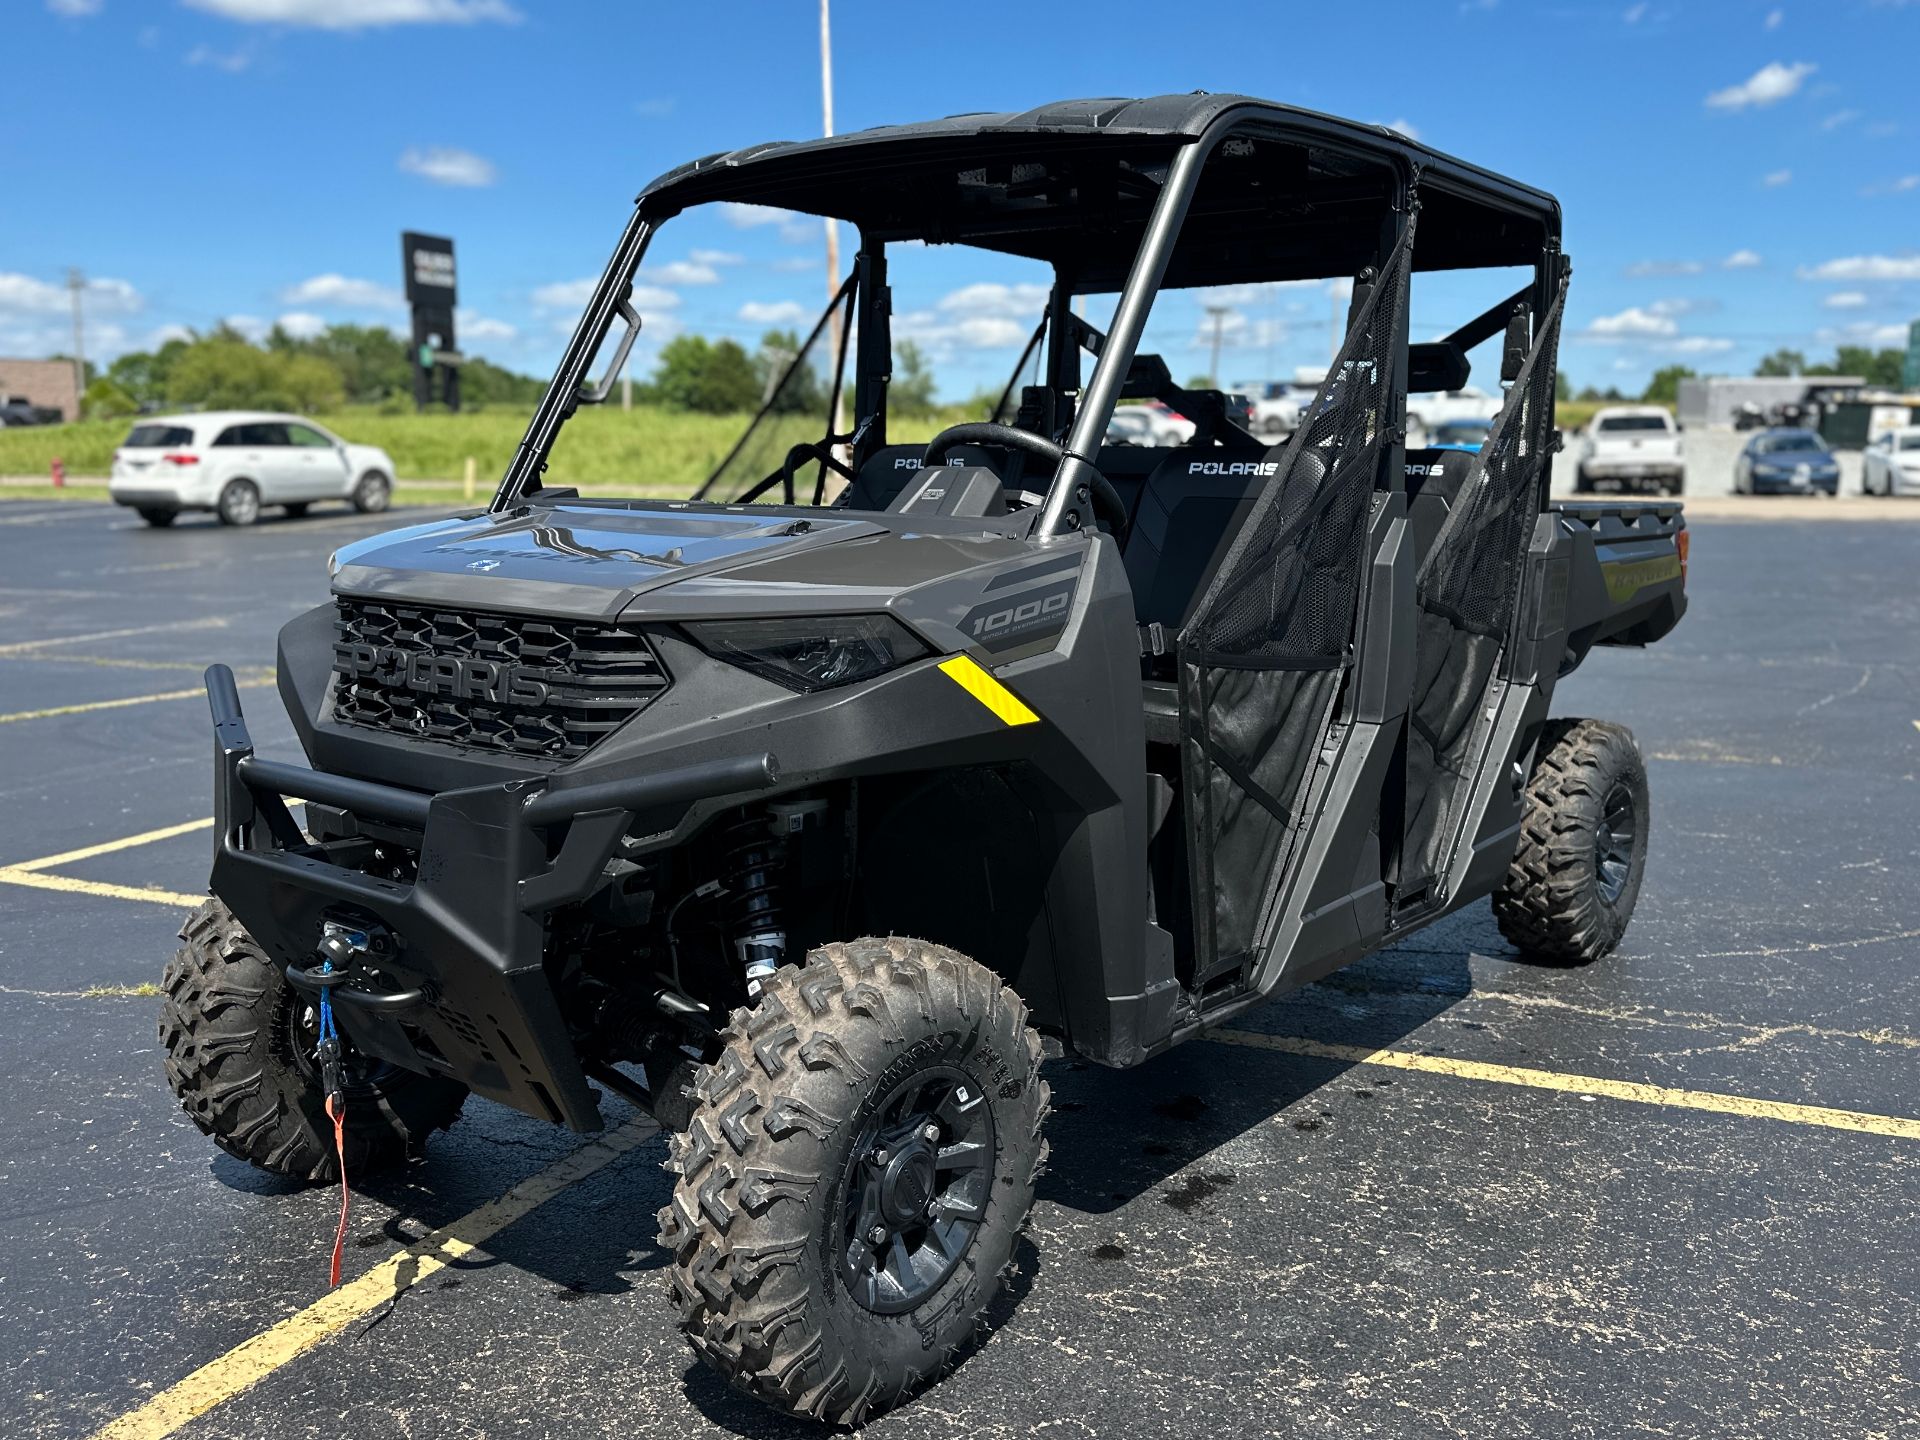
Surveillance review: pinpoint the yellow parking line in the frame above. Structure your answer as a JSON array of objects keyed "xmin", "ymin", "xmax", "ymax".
[
  {"xmin": 0, "ymin": 616, "xmax": 227, "ymax": 656},
  {"xmin": 0, "ymin": 868, "xmax": 205, "ymax": 908},
  {"xmin": 10, "ymin": 817, "xmax": 214, "ymax": 873},
  {"xmin": 1207, "ymin": 1029, "xmax": 1920, "ymax": 1141},
  {"xmin": 0, "ymin": 676, "xmax": 270, "ymax": 725},
  {"xmin": 89, "ymin": 1115, "xmax": 658, "ymax": 1440}
]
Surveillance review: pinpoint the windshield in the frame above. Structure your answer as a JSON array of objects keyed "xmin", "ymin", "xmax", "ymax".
[
  {"xmin": 1760, "ymin": 432, "xmax": 1826, "ymax": 454},
  {"xmin": 1598, "ymin": 414, "xmax": 1670, "ymax": 433},
  {"xmin": 1899, "ymin": 434, "xmax": 1920, "ymax": 452}
]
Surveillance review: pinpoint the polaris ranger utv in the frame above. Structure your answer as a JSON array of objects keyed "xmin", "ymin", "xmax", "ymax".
[{"xmin": 161, "ymin": 94, "xmax": 1686, "ymax": 1423}]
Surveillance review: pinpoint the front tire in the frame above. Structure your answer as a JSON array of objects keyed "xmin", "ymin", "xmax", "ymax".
[
  {"xmin": 158, "ymin": 900, "xmax": 466, "ymax": 1180},
  {"xmin": 1494, "ymin": 718, "xmax": 1650, "ymax": 965},
  {"xmin": 216, "ymin": 479, "xmax": 260, "ymax": 527},
  {"xmin": 352, "ymin": 471, "xmax": 391, "ymax": 513},
  {"xmin": 658, "ymin": 937, "xmax": 1049, "ymax": 1425}
]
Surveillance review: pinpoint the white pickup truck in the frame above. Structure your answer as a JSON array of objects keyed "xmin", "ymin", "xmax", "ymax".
[
  {"xmin": 1406, "ymin": 385, "xmax": 1503, "ymax": 436},
  {"xmin": 1576, "ymin": 406, "xmax": 1685, "ymax": 496}
]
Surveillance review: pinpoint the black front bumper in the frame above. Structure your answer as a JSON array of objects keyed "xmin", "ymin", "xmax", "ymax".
[{"xmin": 203, "ymin": 664, "xmax": 776, "ymax": 1130}]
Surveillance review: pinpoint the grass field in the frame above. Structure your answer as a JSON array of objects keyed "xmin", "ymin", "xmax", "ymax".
[
  {"xmin": 0, "ymin": 403, "xmax": 974, "ymax": 494},
  {"xmin": 0, "ymin": 399, "xmax": 1653, "ymax": 503}
]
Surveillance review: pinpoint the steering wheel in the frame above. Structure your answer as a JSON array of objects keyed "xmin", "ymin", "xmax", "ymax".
[{"xmin": 921, "ymin": 422, "xmax": 1128, "ymax": 537}]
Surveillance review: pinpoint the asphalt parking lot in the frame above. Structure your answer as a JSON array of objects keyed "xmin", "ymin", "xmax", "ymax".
[{"xmin": 2, "ymin": 495, "xmax": 1916, "ymax": 1440}]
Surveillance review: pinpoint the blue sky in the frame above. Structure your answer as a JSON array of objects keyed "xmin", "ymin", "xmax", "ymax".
[{"xmin": 3, "ymin": 0, "xmax": 1917, "ymax": 400}]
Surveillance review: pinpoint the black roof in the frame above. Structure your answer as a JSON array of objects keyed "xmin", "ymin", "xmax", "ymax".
[{"xmin": 636, "ymin": 93, "xmax": 1559, "ymax": 287}]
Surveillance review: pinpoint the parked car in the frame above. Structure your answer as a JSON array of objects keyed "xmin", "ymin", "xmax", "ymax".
[
  {"xmin": 1244, "ymin": 381, "xmax": 1303, "ymax": 436},
  {"xmin": 1576, "ymin": 406, "xmax": 1685, "ymax": 496},
  {"xmin": 0, "ymin": 396, "xmax": 63, "ymax": 427},
  {"xmin": 1406, "ymin": 385, "xmax": 1502, "ymax": 434},
  {"xmin": 1104, "ymin": 407, "xmax": 1155, "ymax": 446},
  {"xmin": 1142, "ymin": 399, "xmax": 1196, "ymax": 444},
  {"xmin": 1430, "ymin": 417, "xmax": 1492, "ymax": 452},
  {"xmin": 1862, "ymin": 427, "xmax": 1920, "ymax": 497},
  {"xmin": 106, "ymin": 412, "xmax": 395, "ymax": 527},
  {"xmin": 1222, "ymin": 391, "xmax": 1257, "ymax": 431},
  {"xmin": 1734, "ymin": 428, "xmax": 1840, "ymax": 496}
]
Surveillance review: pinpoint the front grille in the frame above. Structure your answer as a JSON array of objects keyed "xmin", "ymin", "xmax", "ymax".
[{"xmin": 330, "ymin": 597, "xmax": 671, "ymax": 760}]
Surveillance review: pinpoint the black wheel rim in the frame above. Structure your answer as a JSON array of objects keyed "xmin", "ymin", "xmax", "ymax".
[
  {"xmin": 839, "ymin": 1065, "xmax": 995, "ymax": 1315},
  {"xmin": 286, "ymin": 998, "xmax": 399, "ymax": 1100},
  {"xmin": 1594, "ymin": 782, "xmax": 1638, "ymax": 905}
]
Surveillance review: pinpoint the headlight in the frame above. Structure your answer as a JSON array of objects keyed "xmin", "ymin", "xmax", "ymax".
[{"xmin": 684, "ymin": 615, "xmax": 928, "ymax": 693}]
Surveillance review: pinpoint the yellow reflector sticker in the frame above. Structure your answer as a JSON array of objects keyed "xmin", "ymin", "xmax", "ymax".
[{"xmin": 938, "ymin": 654, "xmax": 1040, "ymax": 727}]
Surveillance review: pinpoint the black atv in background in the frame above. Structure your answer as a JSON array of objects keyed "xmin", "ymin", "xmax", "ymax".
[{"xmin": 162, "ymin": 93, "xmax": 1686, "ymax": 1424}]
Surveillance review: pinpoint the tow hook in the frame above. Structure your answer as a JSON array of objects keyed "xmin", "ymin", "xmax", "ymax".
[{"xmin": 285, "ymin": 920, "xmax": 425, "ymax": 1013}]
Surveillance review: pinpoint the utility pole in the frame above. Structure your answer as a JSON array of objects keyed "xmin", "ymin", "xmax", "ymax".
[
  {"xmin": 67, "ymin": 268, "xmax": 86, "ymax": 412},
  {"xmin": 1205, "ymin": 304, "xmax": 1230, "ymax": 389},
  {"xmin": 820, "ymin": 0, "xmax": 845, "ymax": 450}
]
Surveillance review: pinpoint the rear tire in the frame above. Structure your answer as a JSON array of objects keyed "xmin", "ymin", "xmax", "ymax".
[
  {"xmin": 1574, "ymin": 466, "xmax": 1594, "ymax": 494},
  {"xmin": 658, "ymin": 937, "xmax": 1048, "ymax": 1425},
  {"xmin": 159, "ymin": 900, "xmax": 466, "ymax": 1181},
  {"xmin": 1494, "ymin": 718, "xmax": 1650, "ymax": 965},
  {"xmin": 352, "ymin": 471, "xmax": 391, "ymax": 514},
  {"xmin": 216, "ymin": 479, "xmax": 260, "ymax": 527},
  {"xmin": 136, "ymin": 507, "xmax": 177, "ymax": 527}
]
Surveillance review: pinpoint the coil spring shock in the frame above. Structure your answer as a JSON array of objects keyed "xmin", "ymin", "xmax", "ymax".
[{"xmin": 723, "ymin": 808, "xmax": 787, "ymax": 995}]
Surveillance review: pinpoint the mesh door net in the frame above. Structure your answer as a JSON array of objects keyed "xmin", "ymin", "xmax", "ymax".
[
  {"xmin": 1176, "ymin": 218, "xmax": 1416, "ymax": 976},
  {"xmin": 1398, "ymin": 277, "xmax": 1567, "ymax": 894}
]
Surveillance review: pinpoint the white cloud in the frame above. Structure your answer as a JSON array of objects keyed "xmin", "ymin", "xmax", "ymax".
[
  {"xmin": 718, "ymin": 202, "xmax": 817, "ymax": 243},
  {"xmin": 146, "ymin": 323, "xmax": 195, "ymax": 348},
  {"xmin": 1668, "ymin": 336, "xmax": 1735, "ymax": 354},
  {"xmin": 893, "ymin": 306, "xmax": 1030, "ymax": 357},
  {"xmin": 1764, "ymin": 6, "xmax": 1783, "ymax": 27},
  {"xmin": 532, "ymin": 278, "xmax": 678, "ymax": 313},
  {"xmin": 1648, "ymin": 297, "xmax": 1717, "ymax": 317},
  {"xmin": 1797, "ymin": 254, "xmax": 1920, "ymax": 281},
  {"xmin": 1625, "ymin": 258, "xmax": 1705, "ymax": 277},
  {"xmin": 221, "ymin": 314, "xmax": 268, "ymax": 342},
  {"xmin": 1587, "ymin": 307, "xmax": 1678, "ymax": 338},
  {"xmin": 1862, "ymin": 174, "xmax": 1920, "ymax": 195},
  {"xmin": 184, "ymin": 0, "xmax": 519, "ymax": 28},
  {"xmin": 1823, "ymin": 291, "xmax": 1868, "ymax": 309},
  {"xmin": 771, "ymin": 255, "xmax": 823, "ymax": 274},
  {"xmin": 689, "ymin": 249, "xmax": 743, "ymax": 267},
  {"xmin": 280, "ymin": 273, "xmax": 404, "ymax": 309},
  {"xmin": 0, "ymin": 272, "xmax": 143, "ymax": 315},
  {"xmin": 185, "ymin": 43, "xmax": 253, "ymax": 72},
  {"xmin": 1723, "ymin": 249, "xmax": 1764, "ymax": 268},
  {"xmin": 1379, "ymin": 117, "xmax": 1420, "ymax": 140},
  {"xmin": 1762, "ymin": 168, "xmax": 1792, "ymax": 187},
  {"xmin": 398, "ymin": 145, "xmax": 497, "ymax": 187},
  {"xmin": 648, "ymin": 259, "xmax": 722, "ymax": 286},
  {"xmin": 1623, "ymin": 2, "xmax": 1649, "ymax": 21},
  {"xmin": 47, "ymin": 0, "xmax": 103, "ymax": 16},
  {"xmin": 1816, "ymin": 320, "xmax": 1910, "ymax": 348},
  {"xmin": 275, "ymin": 311, "xmax": 326, "ymax": 338},
  {"xmin": 1705, "ymin": 60, "xmax": 1816, "ymax": 110},
  {"xmin": 738, "ymin": 300, "xmax": 808, "ymax": 326},
  {"xmin": 1820, "ymin": 108, "xmax": 1860, "ymax": 131},
  {"xmin": 456, "ymin": 307, "xmax": 516, "ymax": 341},
  {"xmin": 937, "ymin": 282, "xmax": 1050, "ymax": 319}
]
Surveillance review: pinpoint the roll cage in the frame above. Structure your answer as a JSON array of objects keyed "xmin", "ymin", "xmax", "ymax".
[{"xmin": 493, "ymin": 93, "xmax": 1564, "ymax": 536}]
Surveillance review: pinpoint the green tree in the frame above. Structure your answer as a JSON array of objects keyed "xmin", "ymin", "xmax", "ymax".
[
  {"xmin": 891, "ymin": 340, "xmax": 939, "ymax": 415},
  {"xmin": 754, "ymin": 329, "xmax": 826, "ymax": 416},
  {"xmin": 82, "ymin": 376, "xmax": 138, "ymax": 419},
  {"xmin": 1754, "ymin": 348, "xmax": 1805, "ymax": 378},
  {"xmin": 1642, "ymin": 364, "xmax": 1694, "ymax": 407},
  {"xmin": 1554, "ymin": 369, "xmax": 1573, "ymax": 403},
  {"xmin": 651, "ymin": 335, "xmax": 760, "ymax": 413},
  {"xmin": 1809, "ymin": 345, "xmax": 1904, "ymax": 388}
]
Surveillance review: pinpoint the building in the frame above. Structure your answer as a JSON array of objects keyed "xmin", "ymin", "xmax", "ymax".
[
  {"xmin": 0, "ymin": 358, "xmax": 81, "ymax": 423},
  {"xmin": 1675, "ymin": 375, "xmax": 1866, "ymax": 430}
]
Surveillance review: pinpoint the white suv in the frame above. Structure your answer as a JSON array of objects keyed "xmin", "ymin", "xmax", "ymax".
[{"xmin": 107, "ymin": 411, "xmax": 395, "ymax": 527}]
